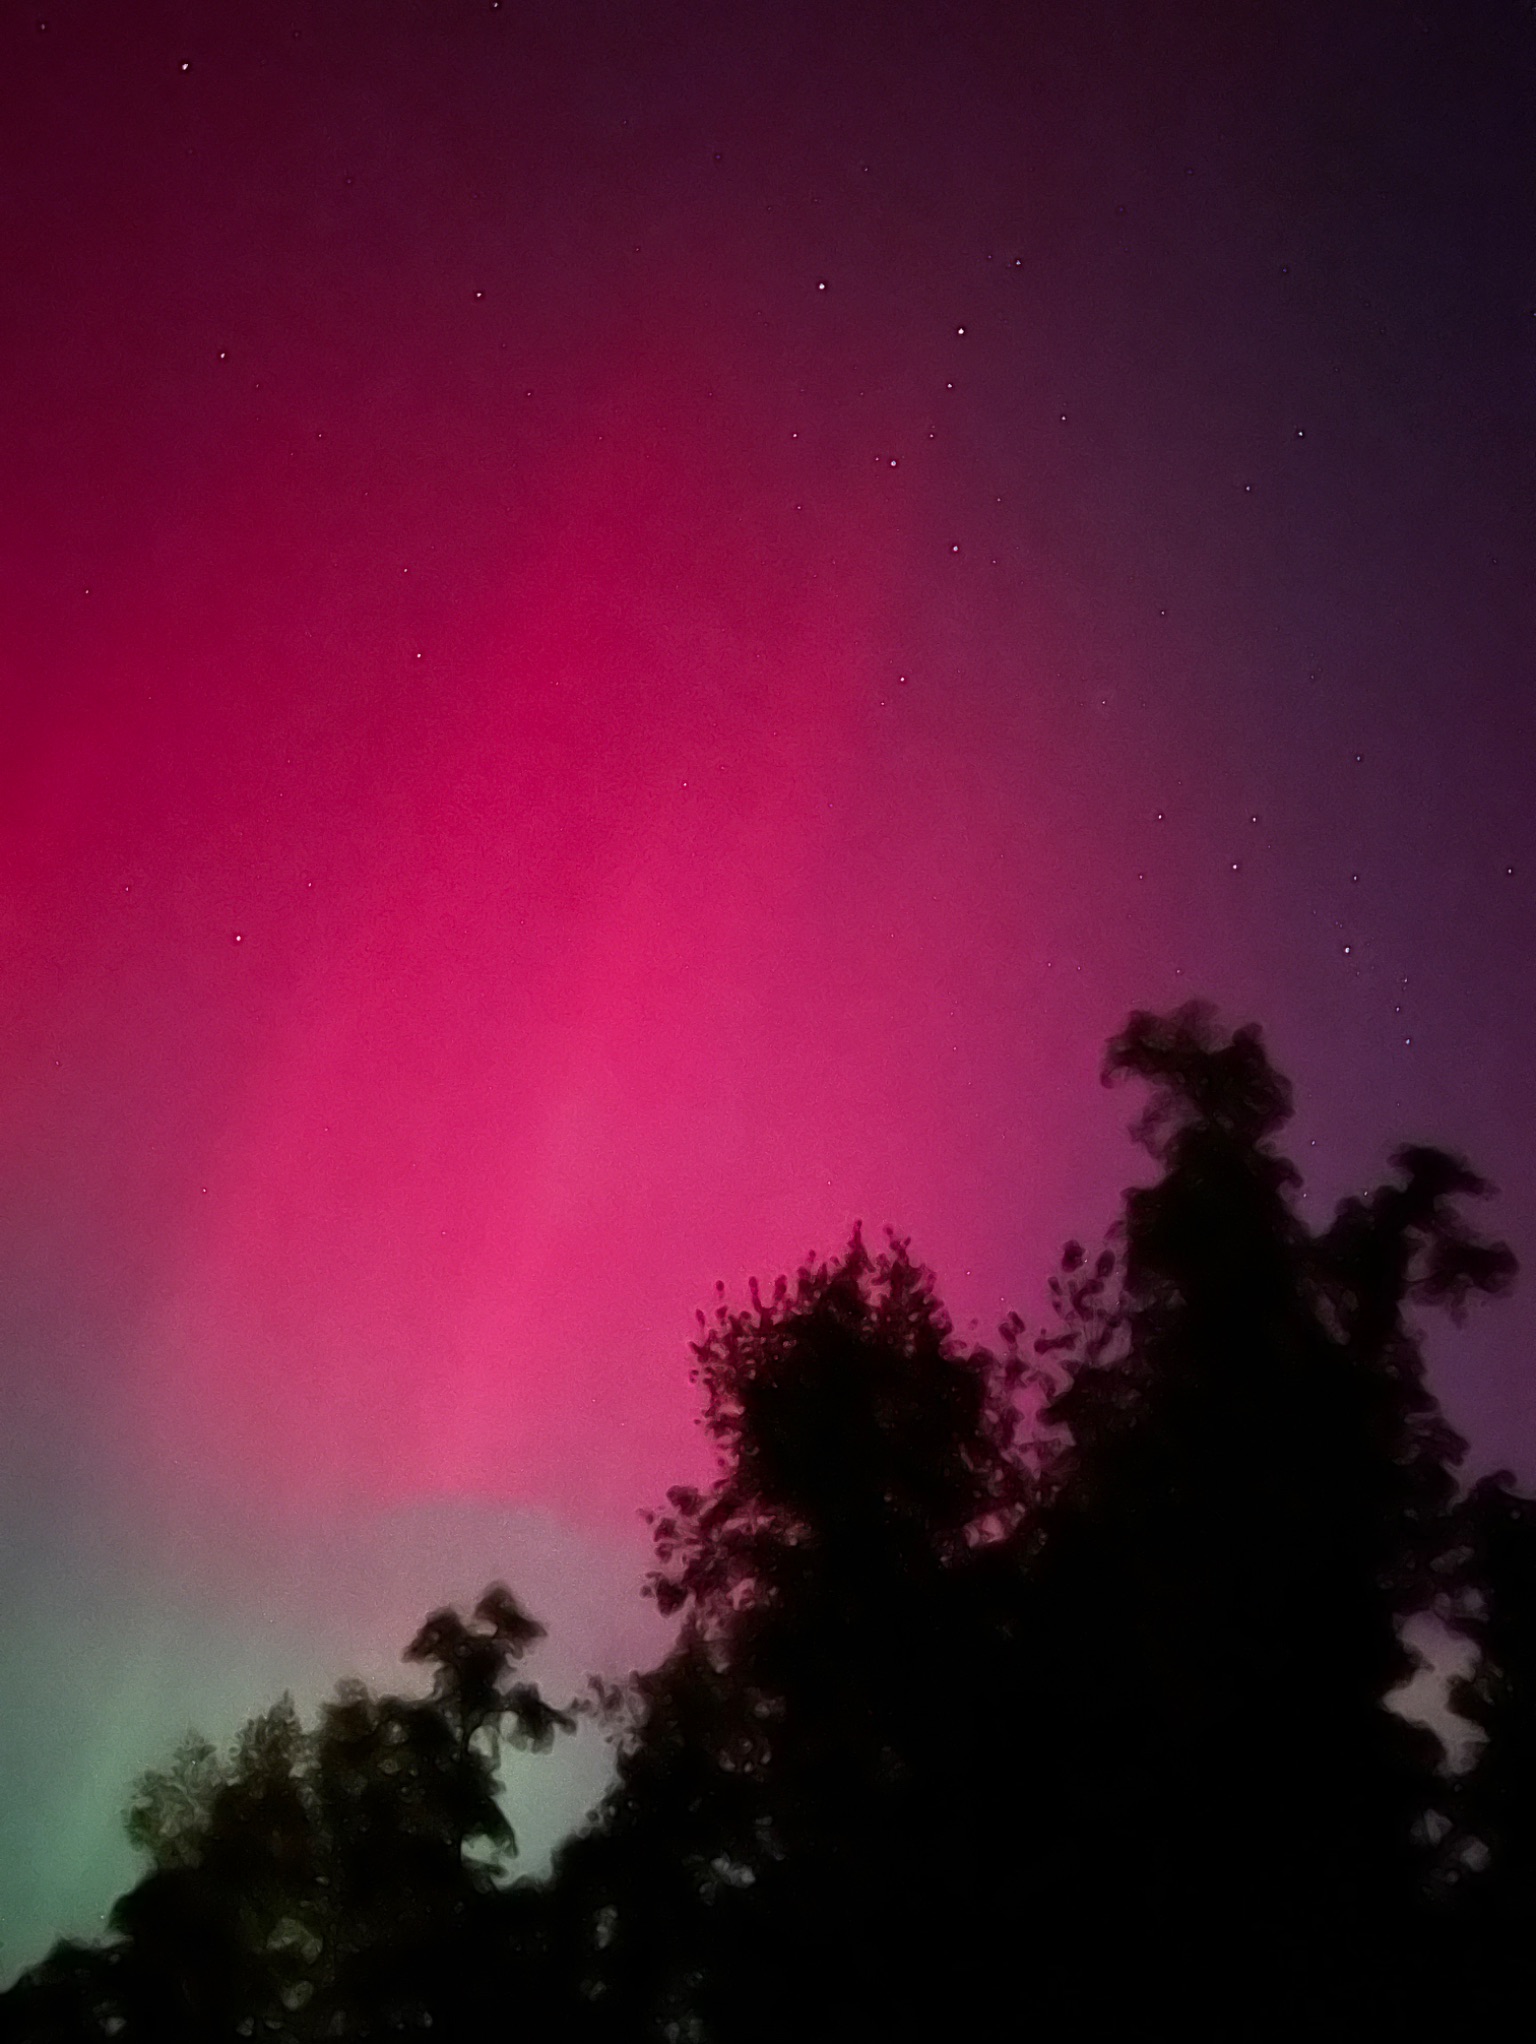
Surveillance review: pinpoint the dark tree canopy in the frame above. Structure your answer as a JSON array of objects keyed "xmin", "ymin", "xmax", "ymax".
[
  {"xmin": 2, "ymin": 1586, "xmax": 574, "ymax": 2042},
  {"xmin": 1014, "ymin": 1003, "xmax": 1516, "ymax": 2037},
  {"xmin": 543, "ymin": 1230, "xmax": 1039, "ymax": 2044},
  {"xmin": 3, "ymin": 1002, "xmax": 1527, "ymax": 2044}
]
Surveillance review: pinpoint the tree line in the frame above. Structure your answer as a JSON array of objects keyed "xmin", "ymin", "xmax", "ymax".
[{"xmin": 4, "ymin": 1001, "xmax": 1530, "ymax": 2041}]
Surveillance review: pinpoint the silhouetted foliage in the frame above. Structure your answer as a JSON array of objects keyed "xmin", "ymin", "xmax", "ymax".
[
  {"xmin": 537, "ymin": 1228, "xmax": 1038, "ymax": 2044},
  {"xmin": 1441, "ymin": 1471, "xmax": 1536, "ymax": 2022},
  {"xmin": 4, "ymin": 1002, "xmax": 1528, "ymax": 2044},
  {"xmin": 3, "ymin": 1587, "xmax": 573, "ymax": 2041},
  {"xmin": 1010, "ymin": 1003, "xmax": 1516, "ymax": 2038}
]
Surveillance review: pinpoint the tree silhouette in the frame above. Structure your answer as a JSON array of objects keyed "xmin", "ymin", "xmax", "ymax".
[
  {"xmin": 3, "ymin": 1002, "xmax": 1527, "ymax": 2044},
  {"xmin": 1443, "ymin": 1471, "xmax": 1536, "ymax": 2023},
  {"xmin": 537, "ymin": 1227, "xmax": 1038, "ymax": 2044},
  {"xmin": 2, "ymin": 1586, "xmax": 573, "ymax": 2042},
  {"xmin": 1013, "ymin": 1003, "xmax": 1517, "ymax": 2039}
]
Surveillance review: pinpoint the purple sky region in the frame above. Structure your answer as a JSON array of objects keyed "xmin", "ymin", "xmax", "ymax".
[{"xmin": 0, "ymin": 0, "xmax": 1532, "ymax": 1974}]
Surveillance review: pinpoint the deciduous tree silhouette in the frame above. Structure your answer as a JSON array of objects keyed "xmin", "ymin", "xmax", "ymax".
[
  {"xmin": 2, "ymin": 1585, "xmax": 573, "ymax": 2042},
  {"xmin": 1443, "ymin": 1471, "xmax": 1536, "ymax": 2023},
  {"xmin": 1014, "ymin": 1003, "xmax": 1516, "ymax": 2039},
  {"xmin": 538, "ymin": 1227, "xmax": 1038, "ymax": 2044}
]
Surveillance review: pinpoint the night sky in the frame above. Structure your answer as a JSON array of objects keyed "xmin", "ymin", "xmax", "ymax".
[{"xmin": 2, "ymin": 0, "xmax": 1533, "ymax": 1973}]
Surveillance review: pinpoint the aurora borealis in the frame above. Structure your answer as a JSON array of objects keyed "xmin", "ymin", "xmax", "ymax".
[{"xmin": 2, "ymin": 0, "xmax": 1533, "ymax": 1973}]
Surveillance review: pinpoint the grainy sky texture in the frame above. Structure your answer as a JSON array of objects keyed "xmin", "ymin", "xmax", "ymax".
[{"xmin": 1, "ymin": 0, "xmax": 1532, "ymax": 1973}]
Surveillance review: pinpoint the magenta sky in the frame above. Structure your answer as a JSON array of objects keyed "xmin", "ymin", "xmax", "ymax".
[{"xmin": 2, "ymin": 0, "xmax": 1531, "ymax": 1971}]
